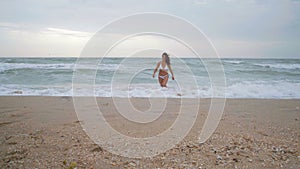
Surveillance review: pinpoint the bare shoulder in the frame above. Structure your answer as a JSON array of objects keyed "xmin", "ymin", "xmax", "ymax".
[{"xmin": 154, "ymin": 61, "xmax": 160, "ymax": 69}]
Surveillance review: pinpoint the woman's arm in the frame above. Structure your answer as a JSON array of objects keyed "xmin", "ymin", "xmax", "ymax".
[
  {"xmin": 152, "ymin": 62, "xmax": 160, "ymax": 78},
  {"xmin": 168, "ymin": 64, "xmax": 175, "ymax": 80}
]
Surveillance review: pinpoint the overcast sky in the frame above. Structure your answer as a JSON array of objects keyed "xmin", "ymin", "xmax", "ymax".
[{"xmin": 0, "ymin": 0, "xmax": 299, "ymax": 58}]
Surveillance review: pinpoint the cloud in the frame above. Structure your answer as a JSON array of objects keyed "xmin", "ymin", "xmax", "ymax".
[
  {"xmin": 44, "ymin": 27, "xmax": 93, "ymax": 37},
  {"xmin": 0, "ymin": 0, "xmax": 299, "ymax": 58},
  {"xmin": 193, "ymin": 0, "xmax": 208, "ymax": 5},
  {"xmin": 0, "ymin": 22, "xmax": 19, "ymax": 30},
  {"xmin": 212, "ymin": 39, "xmax": 285, "ymax": 57},
  {"xmin": 0, "ymin": 24, "xmax": 92, "ymax": 56}
]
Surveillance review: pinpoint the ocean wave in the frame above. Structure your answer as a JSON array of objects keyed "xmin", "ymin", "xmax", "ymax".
[
  {"xmin": 0, "ymin": 62, "xmax": 119, "ymax": 72},
  {"xmin": 226, "ymin": 81, "xmax": 300, "ymax": 98},
  {"xmin": 223, "ymin": 60, "xmax": 244, "ymax": 64},
  {"xmin": 234, "ymin": 68, "xmax": 300, "ymax": 76},
  {"xmin": 1, "ymin": 81, "xmax": 300, "ymax": 99},
  {"xmin": 253, "ymin": 63, "xmax": 300, "ymax": 70},
  {"xmin": 0, "ymin": 63, "xmax": 73, "ymax": 72}
]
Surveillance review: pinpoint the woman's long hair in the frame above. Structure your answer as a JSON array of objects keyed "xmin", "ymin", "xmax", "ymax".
[{"xmin": 162, "ymin": 52, "xmax": 170, "ymax": 65}]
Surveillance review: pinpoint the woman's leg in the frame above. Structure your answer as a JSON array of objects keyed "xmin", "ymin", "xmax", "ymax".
[
  {"xmin": 158, "ymin": 77, "xmax": 164, "ymax": 87},
  {"xmin": 161, "ymin": 76, "xmax": 169, "ymax": 87}
]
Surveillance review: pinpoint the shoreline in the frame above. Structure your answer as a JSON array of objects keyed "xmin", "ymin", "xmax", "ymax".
[{"xmin": 0, "ymin": 96, "xmax": 299, "ymax": 168}]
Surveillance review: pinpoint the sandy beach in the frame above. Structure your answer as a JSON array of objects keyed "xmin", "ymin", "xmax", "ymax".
[{"xmin": 0, "ymin": 96, "xmax": 299, "ymax": 168}]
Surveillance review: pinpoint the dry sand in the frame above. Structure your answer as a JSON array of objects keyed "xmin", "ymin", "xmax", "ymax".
[{"xmin": 0, "ymin": 96, "xmax": 299, "ymax": 168}]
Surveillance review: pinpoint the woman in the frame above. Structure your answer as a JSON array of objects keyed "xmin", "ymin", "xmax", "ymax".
[{"xmin": 152, "ymin": 52, "xmax": 175, "ymax": 87}]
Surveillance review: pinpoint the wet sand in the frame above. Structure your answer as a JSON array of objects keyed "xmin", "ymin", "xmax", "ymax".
[{"xmin": 0, "ymin": 96, "xmax": 299, "ymax": 168}]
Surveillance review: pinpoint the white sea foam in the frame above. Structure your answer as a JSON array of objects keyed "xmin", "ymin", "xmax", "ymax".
[
  {"xmin": 1, "ymin": 81, "xmax": 300, "ymax": 98},
  {"xmin": 223, "ymin": 60, "xmax": 244, "ymax": 64},
  {"xmin": 226, "ymin": 81, "xmax": 300, "ymax": 99}
]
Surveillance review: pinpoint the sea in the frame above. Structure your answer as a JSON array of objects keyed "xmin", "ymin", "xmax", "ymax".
[{"xmin": 0, "ymin": 57, "xmax": 299, "ymax": 99}]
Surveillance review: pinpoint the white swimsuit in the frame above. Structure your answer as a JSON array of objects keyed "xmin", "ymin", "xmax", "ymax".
[
  {"xmin": 159, "ymin": 63, "xmax": 169, "ymax": 79},
  {"xmin": 159, "ymin": 63, "xmax": 169, "ymax": 71}
]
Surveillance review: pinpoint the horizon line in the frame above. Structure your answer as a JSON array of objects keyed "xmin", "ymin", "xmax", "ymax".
[{"xmin": 0, "ymin": 56, "xmax": 299, "ymax": 59}]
